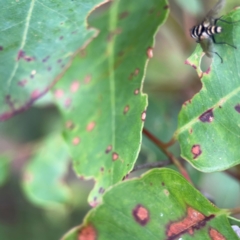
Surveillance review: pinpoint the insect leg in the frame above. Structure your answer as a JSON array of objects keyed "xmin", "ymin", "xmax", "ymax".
[
  {"xmin": 215, "ymin": 16, "xmax": 240, "ymax": 25},
  {"xmin": 212, "ymin": 35, "xmax": 237, "ymax": 49},
  {"xmin": 211, "ymin": 51, "xmax": 223, "ymax": 63}
]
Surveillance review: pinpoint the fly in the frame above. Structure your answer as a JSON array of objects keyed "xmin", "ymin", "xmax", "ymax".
[{"xmin": 190, "ymin": 0, "xmax": 239, "ymax": 63}]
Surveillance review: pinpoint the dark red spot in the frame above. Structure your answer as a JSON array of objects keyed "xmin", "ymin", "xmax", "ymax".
[
  {"xmin": 18, "ymin": 79, "xmax": 27, "ymax": 87},
  {"xmin": 71, "ymin": 30, "xmax": 78, "ymax": 35},
  {"xmin": 161, "ymin": 182, "xmax": 165, "ymax": 186},
  {"xmin": 57, "ymin": 59, "xmax": 62, "ymax": 63},
  {"xmin": 119, "ymin": 11, "xmax": 129, "ymax": 20},
  {"xmin": 199, "ymin": 109, "xmax": 214, "ymax": 123},
  {"xmin": 164, "ymin": 5, "xmax": 169, "ymax": 9},
  {"xmin": 0, "ymin": 46, "xmax": 3, "ymax": 51},
  {"xmin": 100, "ymin": 167, "xmax": 104, "ymax": 172},
  {"xmin": 42, "ymin": 55, "xmax": 50, "ymax": 62},
  {"xmin": 47, "ymin": 66, "xmax": 52, "ymax": 71},
  {"xmin": 105, "ymin": 145, "xmax": 112, "ymax": 154},
  {"xmin": 191, "ymin": 145, "xmax": 202, "ymax": 159},
  {"xmin": 98, "ymin": 187, "xmax": 105, "ymax": 194},
  {"xmin": 235, "ymin": 104, "xmax": 240, "ymax": 113},
  {"xmin": 112, "ymin": 152, "xmax": 119, "ymax": 161},
  {"xmin": 59, "ymin": 36, "xmax": 64, "ymax": 40},
  {"xmin": 189, "ymin": 128, "xmax": 193, "ymax": 134},
  {"xmin": 61, "ymin": 64, "xmax": 65, "ymax": 69},
  {"xmin": 183, "ymin": 99, "xmax": 191, "ymax": 106},
  {"xmin": 17, "ymin": 50, "xmax": 25, "ymax": 60},
  {"xmin": 132, "ymin": 204, "xmax": 149, "ymax": 226},
  {"xmin": 78, "ymin": 224, "xmax": 96, "ymax": 240}
]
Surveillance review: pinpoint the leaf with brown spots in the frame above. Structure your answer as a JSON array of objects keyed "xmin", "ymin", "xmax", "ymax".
[
  {"xmin": 0, "ymin": 0, "xmax": 105, "ymax": 121},
  {"xmin": 54, "ymin": 0, "xmax": 169, "ymax": 204},
  {"xmin": 61, "ymin": 169, "xmax": 239, "ymax": 240},
  {"xmin": 176, "ymin": 8, "xmax": 240, "ymax": 172}
]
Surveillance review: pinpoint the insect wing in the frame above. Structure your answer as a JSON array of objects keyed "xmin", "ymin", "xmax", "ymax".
[{"xmin": 205, "ymin": 0, "xmax": 226, "ymax": 23}]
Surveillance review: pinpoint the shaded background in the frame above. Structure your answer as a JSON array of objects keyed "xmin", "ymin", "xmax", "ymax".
[{"xmin": 0, "ymin": 0, "xmax": 240, "ymax": 239}]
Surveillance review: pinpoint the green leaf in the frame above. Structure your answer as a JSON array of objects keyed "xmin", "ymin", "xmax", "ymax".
[
  {"xmin": 54, "ymin": 0, "xmax": 169, "ymax": 205},
  {"xmin": 176, "ymin": 9, "xmax": 240, "ymax": 172},
  {"xmin": 0, "ymin": 0, "xmax": 103, "ymax": 121},
  {"xmin": 61, "ymin": 168, "xmax": 239, "ymax": 240},
  {"xmin": 22, "ymin": 134, "xmax": 71, "ymax": 209},
  {"xmin": 0, "ymin": 156, "xmax": 10, "ymax": 186}
]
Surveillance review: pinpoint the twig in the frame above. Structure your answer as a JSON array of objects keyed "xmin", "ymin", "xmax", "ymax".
[
  {"xmin": 143, "ymin": 128, "xmax": 192, "ymax": 184},
  {"xmin": 131, "ymin": 160, "xmax": 171, "ymax": 173}
]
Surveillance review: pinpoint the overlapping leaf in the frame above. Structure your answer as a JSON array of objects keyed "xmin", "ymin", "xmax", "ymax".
[
  {"xmin": 54, "ymin": 0, "xmax": 169, "ymax": 205},
  {"xmin": 0, "ymin": 0, "xmax": 104, "ymax": 120},
  {"xmin": 62, "ymin": 169, "xmax": 239, "ymax": 240},
  {"xmin": 176, "ymin": 9, "xmax": 240, "ymax": 172},
  {"xmin": 22, "ymin": 134, "xmax": 71, "ymax": 208}
]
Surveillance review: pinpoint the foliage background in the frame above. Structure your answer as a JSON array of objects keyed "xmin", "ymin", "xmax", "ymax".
[{"xmin": 0, "ymin": 0, "xmax": 240, "ymax": 239}]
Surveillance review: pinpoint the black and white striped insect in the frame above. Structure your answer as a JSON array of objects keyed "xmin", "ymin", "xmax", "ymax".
[{"xmin": 190, "ymin": 0, "xmax": 238, "ymax": 63}]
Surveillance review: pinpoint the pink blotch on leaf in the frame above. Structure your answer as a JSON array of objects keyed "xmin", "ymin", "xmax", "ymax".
[
  {"xmin": 70, "ymin": 81, "xmax": 80, "ymax": 92},
  {"xmin": 54, "ymin": 89, "xmax": 64, "ymax": 99},
  {"xmin": 134, "ymin": 89, "xmax": 140, "ymax": 95},
  {"xmin": 112, "ymin": 152, "xmax": 119, "ymax": 161},
  {"xmin": 86, "ymin": 121, "xmax": 95, "ymax": 132},
  {"xmin": 72, "ymin": 137, "xmax": 80, "ymax": 145},
  {"xmin": 146, "ymin": 47, "xmax": 153, "ymax": 58},
  {"xmin": 31, "ymin": 90, "xmax": 41, "ymax": 100},
  {"xmin": 84, "ymin": 75, "xmax": 91, "ymax": 84},
  {"xmin": 141, "ymin": 111, "xmax": 146, "ymax": 121},
  {"xmin": 65, "ymin": 121, "xmax": 75, "ymax": 130},
  {"xmin": 64, "ymin": 98, "xmax": 72, "ymax": 108}
]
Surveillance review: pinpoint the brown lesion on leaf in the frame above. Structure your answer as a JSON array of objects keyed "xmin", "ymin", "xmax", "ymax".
[
  {"xmin": 191, "ymin": 144, "xmax": 202, "ymax": 159},
  {"xmin": 0, "ymin": 46, "xmax": 3, "ymax": 51},
  {"xmin": 105, "ymin": 145, "xmax": 112, "ymax": 154},
  {"xmin": 189, "ymin": 128, "xmax": 193, "ymax": 134},
  {"xmin": 64, "ymin": 98, "xmax": 72, "ymax": 108},
  {"xmin": 234, "ymin": 104, "xmax": 240, "ymax": 113},
  {"xmin": 129, "ymin": 68, "xmax": 140, "ymax": 80},
  {"xmin": 164, "ymin": 5, "xmax": 169, "ymax": 9},
  {"xmin": 124, "ymin": 105, "xmax": 130, "ymax": 114},
  {"xmin": 209, "ymin": 228, "xmax": 226, "ymax": 240},
  {"xmin": 112, "ymin": 152, "xmax": 119, "ymax": 161},
  {"xmin": 78, "ymin": 224, "xmax": 97, "ymax": 240},
  {"xmin": 98, "ymin": 187, "xmax": 105, "ymax": 194},
  {"xmin": 17, "ymin": 50, "xmax": 35, "ymax": 62},
  {"xmin": 119, "ymin": 11, "xmax": 129, "ymax": 20},
  {"xmin": 199, "ymin": 109, "xmax": 214, "ymax": 123},
  {"xmin": 166, "ymin": 207, "xmax": 214, "ymax": 240},
  {"xmin": 107, "ymin": 28, "xmax": 122, "ymax": 42},
  {"xmin": 65, "ymin": 120, "xmax": 75, "ymax": 130},
  {"xmin": 183, "ymin": 99, "xmax": 192, "ymax": 106},
  {"xmin": 132, "ymin": 204, "xmax": 150, "ymax": 226}
]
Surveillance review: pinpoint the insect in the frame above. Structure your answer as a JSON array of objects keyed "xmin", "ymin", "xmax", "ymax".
[{"xmin": 190, "ymin": 0, "xmax": 238, "ymax": 63}]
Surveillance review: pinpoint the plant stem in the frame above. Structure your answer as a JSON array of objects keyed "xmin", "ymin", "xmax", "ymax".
[{"xmin": 131, "ymin": 160, "xmax": 171, "ymax": 172}]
